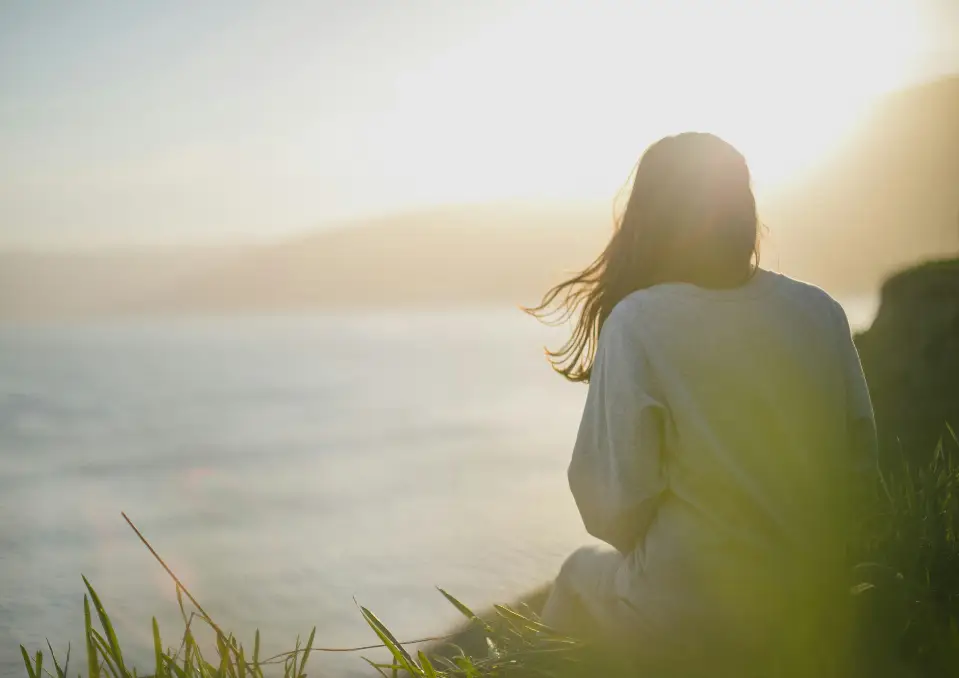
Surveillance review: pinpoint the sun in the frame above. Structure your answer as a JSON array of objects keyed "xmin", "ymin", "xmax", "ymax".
[
  {"xmin": 549, "ymin": 0, "xmax": 924, "ymax": 198},
  {"xmin": 372, "ymin": 0, "xmax": 924, "ymax": 212},
  {"xmin": 655, "ymin": 1, "xmax": 923, "ymax": 193}
]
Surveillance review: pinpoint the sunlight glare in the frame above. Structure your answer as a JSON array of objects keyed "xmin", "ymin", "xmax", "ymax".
[
  {"xmin": 387, "ymin": 0, "xmax": 923, "ymax": 206},
  {"xmin": 585, "ymin": 1, "xmax": 924, "ymax": 194}
]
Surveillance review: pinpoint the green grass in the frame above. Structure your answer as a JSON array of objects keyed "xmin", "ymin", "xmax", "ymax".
[
  {"xmin": 18, "ymin": 512, "xmax": 585, "ymax": 678},
  {"xmin": 19, "ymin": 573, "xmax": 583, "ymax": 678},
  {"xmin": 851, "ymin": 429, "xmax": 959, "ymax": 676},
  {"xmin": 18, "ymin": 431, "xmax": 959, "ymax": 677}
]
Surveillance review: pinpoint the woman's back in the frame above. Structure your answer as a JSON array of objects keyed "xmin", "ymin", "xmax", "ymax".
[
  {"xmin": 533, "ymin": 134, "xmax": 876, "ymax": 669},
  {"xmin": 564, "ymin": 269, "xmax": 874, "ymax": 662},
  {"xmin": 621, "ymin": 270, "xmax": 870, "ymax": 556}
]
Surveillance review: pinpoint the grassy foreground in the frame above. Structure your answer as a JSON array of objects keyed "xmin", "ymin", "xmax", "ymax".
[
  {"xmin": 18, "ymin": 432, "xmax": 959, "ymax": 678},
  {"xmin": 19, "ymin": 557, "xmax": 582, "ymax": 678}
]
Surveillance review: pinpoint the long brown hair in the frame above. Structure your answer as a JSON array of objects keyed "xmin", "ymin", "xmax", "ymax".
[{"xmin": 527, "ymin": 132, "xmax": 761, "ymax": 382}]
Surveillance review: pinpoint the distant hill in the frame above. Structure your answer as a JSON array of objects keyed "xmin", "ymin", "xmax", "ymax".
[
  {"xmin": 2, "ymin": 76, "xmax": 958, "ymax": 321},
  {"xmin": 0, "ymin": 204, "xmax": 611, "ymax": 321},
  {"xmin": 0, "ymin": 248, "xmax": 241, "ymax": 322},
  {"xmin": 766, "ymin": 75, "xmax": 959, "ymax": 289},
  {"xmin": 141, "ymin": 203, "xmax": 610, "ymax": 314}
]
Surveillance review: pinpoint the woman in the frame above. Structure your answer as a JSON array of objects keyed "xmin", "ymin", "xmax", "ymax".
[{"xmin": 528, "ymin": 133, "xmax": 877, "ymax": 670}]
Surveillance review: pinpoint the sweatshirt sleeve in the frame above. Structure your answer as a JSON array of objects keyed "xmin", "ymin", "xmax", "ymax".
[
  {"xmin": 568, "ymin": 304, "xmax": 667, "ymax": 554},
  {"xmin": 833, "ymin": 302, "xmax": 878, "ymax": 475}
]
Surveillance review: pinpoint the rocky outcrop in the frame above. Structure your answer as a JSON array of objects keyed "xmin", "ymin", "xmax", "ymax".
[{"xmin": 855, "ymin": 259, "xmax": 959, "ymax": 467}]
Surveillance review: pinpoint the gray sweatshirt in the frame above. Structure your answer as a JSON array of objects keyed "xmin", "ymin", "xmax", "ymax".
[{"xmin": 568, "ymin": 268, "xmax": 876, "ymax": 628}]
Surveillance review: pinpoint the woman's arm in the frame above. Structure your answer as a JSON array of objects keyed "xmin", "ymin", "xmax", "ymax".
[
  {"xmin": 834, "ymin": 302, "xmax": 878, "ymax": 476},
  {"xmin": 831, "ymin": 301, "xmax": 878, "ymax": 537},
  {"xmin": 567, "ymin": 302, "xmax": 667, "ymax": 555}
]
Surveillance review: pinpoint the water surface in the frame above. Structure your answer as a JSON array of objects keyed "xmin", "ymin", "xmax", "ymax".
[{"xmin": 0, "ymin": 300, "xmax": 876, "ymax": 675}]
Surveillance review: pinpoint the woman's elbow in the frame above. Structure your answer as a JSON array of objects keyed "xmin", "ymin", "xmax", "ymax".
[{"xmin": 581, "ymin": 516, "xmax": 637, "ymax": 555}]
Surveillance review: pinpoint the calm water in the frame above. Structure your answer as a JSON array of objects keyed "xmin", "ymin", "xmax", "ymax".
[{"xmin": 0, "ymin": 302, "xmax": 877, "ymax": 676}]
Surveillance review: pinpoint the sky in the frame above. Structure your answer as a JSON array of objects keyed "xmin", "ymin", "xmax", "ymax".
[{"xmin": 2, "ymin": 0, "xmax": 958, "ymax": 250}]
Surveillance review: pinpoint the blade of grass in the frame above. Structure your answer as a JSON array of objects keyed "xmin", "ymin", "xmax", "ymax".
[
  {"xmin": 121, "ymin": 512, "xmax": 237, "ymax": 661},
  {"xmin": 237, "ymin": 646, "xmax": 247, "ymax": 678},
  {"xmin": 82, "ymin": 576, "xmax": 126, "ymax": 674},
  {"xmin": 216, "ymin": 632, "xmax": 231, "ymax": 677},
  {"xmin": 417, "ymin": 650, "xmax": 438, "ymax": 678},
  {"xmin": 297, "ymin": 627, "xmax": 316, "ymax": 678},
  {"xmin": 161, "ymin": 656, "xmax": 188, "ymax": 678},
  {"xmin": 61, "ymin": 642, "xmax": 71, "ymax": 678},
  {"xmin": 359, "ymin": 606, "xmax": 418, "ymax": 675},
  {"xmin": 493, "ymin": 605, "xmax": 555, "ymax": 634},
  {"xmin": 84, "ymin": 595, "xmax": 101, "ymax": 678},
  {"xmin": 152, "ymin": 618, "xmax": 164, "ymax": 678},
  {"xmin": 89, "ymin": 630, "xmax": 121, "ymax": 678},
  {"xmin": 253, "ymin": 629, "xmax": 262, "ymax": 678},
  {"xmin": 362, "ymin": 656, "xmax": 392, "ymax": 678},
  {"xmin": 45, "ymin": 639, "xmax": 65, "ymax": 678},
  {"xmin": 431, "ymin": 655, "xmax": 461, "ymax": 673},
  {"xmin": 182, "ymin": 646, "xmax": 192, "ymax": 677},
  {"xmin": 437, "ymin": 588, "xmax": 482, "ymax": 624},
  {"xmin": 19, "ymin": 646, "xmax": 37, "ymax": 678}
]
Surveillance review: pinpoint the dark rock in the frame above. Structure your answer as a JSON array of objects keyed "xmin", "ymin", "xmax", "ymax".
[{"xmin": 855, "ymin": 259, "xmax": 959, "ymax": 467}]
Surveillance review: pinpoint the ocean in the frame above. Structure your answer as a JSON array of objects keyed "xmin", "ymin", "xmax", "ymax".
[{"xmin": 0, "ymin": 301, "xmax": 877, "ymax": 676}]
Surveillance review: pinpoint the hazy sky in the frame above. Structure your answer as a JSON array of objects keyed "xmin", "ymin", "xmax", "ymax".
[{"xmin": 2, "ymin": 0, "xmax": 958, "ymax": 249}]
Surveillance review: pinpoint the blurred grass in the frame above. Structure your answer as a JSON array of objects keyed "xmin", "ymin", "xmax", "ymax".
[
  {"xmin": 20, "ymin": 574, "xmax": 583, "ymax": 678},
  {"xmin": 18, "ymin": 429, "xmax": 959, "ymax": 677}
]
